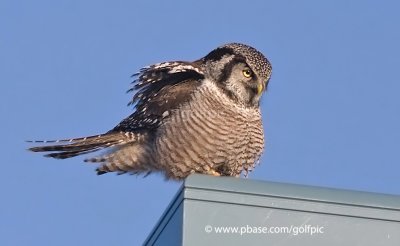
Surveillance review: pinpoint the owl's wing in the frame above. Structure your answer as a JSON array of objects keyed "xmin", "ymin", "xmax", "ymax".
[
  {"xmin": 111, "ymin": 61, "xmax": 204, "ymax": 132},
  {"xmin": 29, "ymin": 61, "xmax": 205, "ymax": 161}
]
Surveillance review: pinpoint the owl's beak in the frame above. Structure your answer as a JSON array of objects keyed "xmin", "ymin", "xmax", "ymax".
[{"xmin": 257, "ymin": 82, "xmax": 264, "ymax": 95}]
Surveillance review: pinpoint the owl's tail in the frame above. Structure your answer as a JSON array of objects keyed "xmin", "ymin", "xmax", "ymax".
[{"xmin": 27, "ymin": 132, "xmax": 131, "ymax": 159}]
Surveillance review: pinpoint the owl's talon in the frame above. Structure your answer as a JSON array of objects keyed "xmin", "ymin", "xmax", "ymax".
[{"xmin": 208, "ymin": 170, "xmax": 221, "ymax": 177}]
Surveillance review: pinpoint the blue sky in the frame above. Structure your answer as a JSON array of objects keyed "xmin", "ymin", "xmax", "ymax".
[{"xmin": 1, "ymin": 0, "xmax": 399, "ymax": 245}]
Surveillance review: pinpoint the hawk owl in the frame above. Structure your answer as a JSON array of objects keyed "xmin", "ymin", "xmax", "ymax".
[{"xmin": 29, "ymin": 43, "xmax": 272, "ymax": 180}]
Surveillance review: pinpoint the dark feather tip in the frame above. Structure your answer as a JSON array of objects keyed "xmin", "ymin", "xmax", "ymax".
[{"xmin": 96, "ymin": 169, "xmax": 107, "ymax": 175}]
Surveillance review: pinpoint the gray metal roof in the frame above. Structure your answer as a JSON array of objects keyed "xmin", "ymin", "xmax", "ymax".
[
  {"xmin": 144, "ymin": 174, "xmax": 400, "ymax": 246},
  {"xmin": 185, "ymin": 174, "xmax": 400, "ymax": 211}
]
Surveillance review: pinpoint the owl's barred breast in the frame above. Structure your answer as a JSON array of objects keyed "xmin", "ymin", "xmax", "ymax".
[{"xmin": 154, "ymin": 79, "xmax": 264, "ymax": 179}]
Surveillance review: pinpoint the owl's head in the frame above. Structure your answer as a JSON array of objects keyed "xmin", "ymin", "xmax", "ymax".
[
  {"xmin": 200, "ymin": 43, "xmax": 272, "ymax": 107},
  {"xmin": 129, "ymin": 43, "xmax": 271, "ymax": 111}
]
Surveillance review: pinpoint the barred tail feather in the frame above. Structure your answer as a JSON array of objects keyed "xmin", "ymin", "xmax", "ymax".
[{"xmin": 28, "ymin": 132, "xmax": 133, "ymax": 159}]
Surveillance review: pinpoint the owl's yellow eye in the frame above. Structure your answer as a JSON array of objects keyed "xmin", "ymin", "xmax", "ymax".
[{"xmin": 242, "ymin": 68, "xmax": 252, "ymax": 78}]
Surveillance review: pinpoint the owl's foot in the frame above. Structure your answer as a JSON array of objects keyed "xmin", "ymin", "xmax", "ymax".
[{"xmin": 207, "ymin": 170, "xmax": 221, "ymax": 177}]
